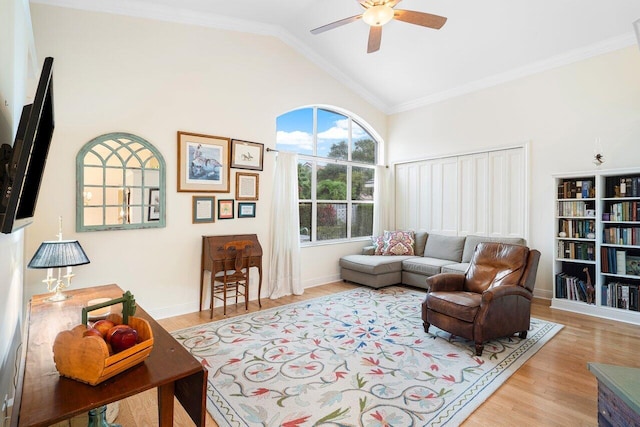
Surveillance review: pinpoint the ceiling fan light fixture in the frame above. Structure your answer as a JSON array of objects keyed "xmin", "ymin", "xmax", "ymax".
[{"xmin": 362, "ymin": 5, "xmax": 394, "ymax": 27}]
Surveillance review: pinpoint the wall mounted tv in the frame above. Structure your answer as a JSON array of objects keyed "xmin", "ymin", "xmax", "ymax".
[{"xmin": 0, "ymin": 57, "xmax": 55, "ymax": 234}]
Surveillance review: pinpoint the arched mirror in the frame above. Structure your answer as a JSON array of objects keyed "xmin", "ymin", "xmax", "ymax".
[{"xmin": 76, "ymin": 132, "xmax": 166, "ymax": 231}]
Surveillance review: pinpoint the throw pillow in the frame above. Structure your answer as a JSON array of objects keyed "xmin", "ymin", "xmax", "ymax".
[
  {"xmin": 382, "ymin": 230, "xmax": 415, "ymax": 256},
  {"xmin": 372, "ymin": 235, "xmax": 385, "ymax": 255}
]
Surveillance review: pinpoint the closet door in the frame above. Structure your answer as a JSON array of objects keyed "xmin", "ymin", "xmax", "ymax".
[
  {"xmin": 458, "ymin": 153, "xmax": 488, "ymax": 236},
  {"xmin": 394, "ymin": 158, "xmax": 457, "ymax": 234},
  {"xmin": 487, "ymin": 148, "xmax": 525, "ymax": 237}
]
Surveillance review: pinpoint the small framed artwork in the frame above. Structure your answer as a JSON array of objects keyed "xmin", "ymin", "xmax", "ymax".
[
  {"xmin": 178, "ymin": 131, "xmax": 230, "ymax": 193},
  {"xmin": 147, "ymin": 187, "xmax": 160, "ymax": 221},
  {"xmin": 192, "ymin": 196, "xmax": 215, "ymax": 223},
  {"xmin": 218, "ymin": 199, "xmax": 234, "ymax": 220},
  {"xmin": 236, "ymin": 172, "xmax": 259, "ymax": 201},
  {"xmin": 231, "ymin": 139, "xmax": 264, "ymax": 171},
  {"xmin": 238, "ymin": 202, "xmax": 256, "ymax": 218}
]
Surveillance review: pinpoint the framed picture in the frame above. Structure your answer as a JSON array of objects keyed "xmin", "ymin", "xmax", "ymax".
[
  {"xmin": 147, "ymin": 187, "xmax": 160, "ymax": 221},
  {"xmin": 178, "ymin": 131, "xmax": 230, "ymax": 192},
  {"xmin": 236, "ymin": 172, "xmax": 259, "ymax": 201},
  {"xmin": 626, "ymin": 256, "xmax": 640, "ymax": 276},
  {"xmin": 238, "ymin": 202, "xmax": 256, "ymax": 218},
  {"xmin": 218, "ymin": 199, "xmax": 234, "ymax": 220},
  {"xmin": 231, "ymin": 139, "xmax": 264, "ymax": 171},
  {"xmin": 192, "ymin": 196, "xmax": 215, "ymax": 223}
]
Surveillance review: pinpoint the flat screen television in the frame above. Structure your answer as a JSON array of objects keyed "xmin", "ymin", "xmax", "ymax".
[{"xmin": 0, "ymin": 57, "xmax": 54, "ymax": 234}]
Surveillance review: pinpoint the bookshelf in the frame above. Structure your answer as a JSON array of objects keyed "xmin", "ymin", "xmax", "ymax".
[{"xmin": 552, "ymin": 169, "xmax": 640, "ymax": 325}]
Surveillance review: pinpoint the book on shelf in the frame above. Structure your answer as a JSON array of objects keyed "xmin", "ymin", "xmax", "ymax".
[
  {"xmin": 617, "ymin": 250, "xmax": 627, "ymax": 275},
  {"xmin": 605, "ymin": 282, "xmax": 640, "ymax": 311}
]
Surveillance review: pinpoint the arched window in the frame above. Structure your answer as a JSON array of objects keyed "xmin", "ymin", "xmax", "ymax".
[
  {"xmin": 76, "ymin": 132, "xmax": 166, "ymax": 231},
  {"xmin": 276, "ymin": 106, "xmax": 380, "ymax": 244}
]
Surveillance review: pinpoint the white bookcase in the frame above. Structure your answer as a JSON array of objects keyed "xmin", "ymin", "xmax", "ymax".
[{"xmin": 552, "ymin": 169, "xmax": 640, "ymax": 325}]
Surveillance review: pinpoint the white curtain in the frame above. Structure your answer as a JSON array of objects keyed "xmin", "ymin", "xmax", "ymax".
[
  {"xmin": 268, "ymin": 151, "xmax": 303, "ymax": 299},
  {"xmin": 373, "ymin": 164, "xmax": 393, "ymax": 236}
]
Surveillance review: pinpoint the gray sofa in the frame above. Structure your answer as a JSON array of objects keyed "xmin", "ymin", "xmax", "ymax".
[{"xmin": 339, "ymin": 232, "xmax": 526, "ymax": 289}]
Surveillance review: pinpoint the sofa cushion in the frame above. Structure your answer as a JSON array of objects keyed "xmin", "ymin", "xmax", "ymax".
[
  {"xmin": 426, "ymin": 291, "xmax": 482, "ymax": 323},
  {"xmin": 339, "ymin": 254, "xmax": 416, "ymax": 275},
  {"xmin": 414, "ymin": 230, "xmax": 428, "ymax": 257},
  {"xmin": 382, "ymin": 230, "xmax": 415, "ymax": 255},
  {"xmin": 402, "ymin": 257, "xmax": 457, "ymax": 277},
  {"xmin": 461, "ymin": 235, "xmax": 526, "ymax": 263},
  {"xmin": 423, "ymin": 234, "xmax": 466, "ymax": 262},
  {"xmin": 441, "ymin": 263, "xmax": 469, "ymax": 274}
]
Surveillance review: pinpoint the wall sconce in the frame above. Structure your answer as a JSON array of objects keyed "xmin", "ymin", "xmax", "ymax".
[
  {"xmin": 27, "ymin": 218, "xmax": 90, "ymax": 302},
  {"xmin": 593, "ymin": 138, "xmax": 605, "ymax": 166}
]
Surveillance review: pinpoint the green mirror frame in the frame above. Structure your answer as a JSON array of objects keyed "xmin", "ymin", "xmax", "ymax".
[{"xmin": 76, "ymin": 132, "xmax": 166, "ymax": 231}]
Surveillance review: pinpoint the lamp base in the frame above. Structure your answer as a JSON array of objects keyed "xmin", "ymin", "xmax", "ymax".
[
  {"xmin": 88, "ymin": 405, "xmax": 121, "ymax": 427},
  {"xmin": 46, "ymin": 292, "xmax": 71, "ymax": 302}
]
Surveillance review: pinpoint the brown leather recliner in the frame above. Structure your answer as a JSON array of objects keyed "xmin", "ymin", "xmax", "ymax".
[{"xmin": 422, "ymin": 242, "xmax": 541, "ymax": 356}]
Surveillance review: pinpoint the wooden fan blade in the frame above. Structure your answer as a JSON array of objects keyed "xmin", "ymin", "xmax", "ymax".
[
  {"xmin": 393, "ymin": 9, "xmax": 447, "ymax": 29},
  {"xmin": 367, "ymin": 26, "xmax": 382, "ymax": 53},
  {"xmin": 311, "ymin": 15, "xmax": 362, "ymax": 34}
]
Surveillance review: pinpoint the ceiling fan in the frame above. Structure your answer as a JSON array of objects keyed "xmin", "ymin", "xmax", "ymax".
[{"xmin": 311, "ymin": 0, "xmax": 447, "ymax": 53}]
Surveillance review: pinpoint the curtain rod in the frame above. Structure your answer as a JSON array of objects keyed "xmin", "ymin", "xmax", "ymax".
[{"xmin": 266, "ymin": 147, "xmax": 387, "ymax": 167}]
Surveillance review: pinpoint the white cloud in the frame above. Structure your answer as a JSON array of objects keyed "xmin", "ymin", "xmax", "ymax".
[
  {"xmin": 318, "ymin": 118, "xmax": 369, "ymax": 141},
  {"xmin": 276, "ymin": 130, "xmax": 313, "ymax": 150}
]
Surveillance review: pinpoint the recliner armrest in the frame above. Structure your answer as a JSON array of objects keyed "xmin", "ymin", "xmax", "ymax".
[
  {"xmin": 426, "ymin": 273, "xmax": 465, "ymax": 292},
  {"xmin": 482, "ymin": 284, "xmax": 532, "ymax": 302}
]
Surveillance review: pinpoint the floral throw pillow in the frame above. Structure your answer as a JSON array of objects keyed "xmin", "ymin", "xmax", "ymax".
[
  {"xmin": 372, "ymin": 235, "xmax": 385, "ymax": 255},
  {"xmin": 382, "ymin": 230, "xmax": 415, "ymax": 256}
]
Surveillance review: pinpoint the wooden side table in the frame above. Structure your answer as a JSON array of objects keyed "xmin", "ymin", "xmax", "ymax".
[
  {"xmin": 10, "ymin": 284, "xmax": 207, "ymax": 427},
  {"xmin": 588, "ymin": 362, "xmax": 640, "ymax": 427}
]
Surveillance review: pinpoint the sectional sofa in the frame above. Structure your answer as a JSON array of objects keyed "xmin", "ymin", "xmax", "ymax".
[{"xmin": 339, "ymin": 232, "xmax": 526, "ymax": 289}]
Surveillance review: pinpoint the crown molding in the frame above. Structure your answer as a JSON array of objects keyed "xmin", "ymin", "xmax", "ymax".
[
  {"xmin": 388, "ymin": 33, "xmax": 638, "ymax": 114},
  {"xmin": 30, "ymin": 0, "xmax": 637, "ymax": 116}
]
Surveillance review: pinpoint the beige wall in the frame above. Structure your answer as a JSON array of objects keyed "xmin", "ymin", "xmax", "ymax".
[
  {"xmin": 388, "ymin": 46, "xmax": 640, "ymax": 298},
  {"xmin": 27, "ymin": 4, "xmax": 386, "ymax": 317}
]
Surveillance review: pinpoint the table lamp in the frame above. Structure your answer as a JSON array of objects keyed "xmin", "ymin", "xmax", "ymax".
[{"xmin": 28, "ymin": 219, "xmax": 90, "ymax": 302}]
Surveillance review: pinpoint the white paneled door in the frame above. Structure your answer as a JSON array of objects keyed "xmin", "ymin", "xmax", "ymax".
[{"xmin": 394, "ymin": 146, "xmax": 526, "ymax": 239}]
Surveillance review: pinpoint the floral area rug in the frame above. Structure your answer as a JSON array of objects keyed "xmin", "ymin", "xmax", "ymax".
[{"xmin": 172, "ymin": 287, "xmax": 562, "ymax": 426}]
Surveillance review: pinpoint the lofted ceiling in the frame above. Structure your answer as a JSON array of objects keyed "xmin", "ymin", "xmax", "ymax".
[{"xmin": 33, "ymin": 0, "xmax": 640, "ymax": 113}]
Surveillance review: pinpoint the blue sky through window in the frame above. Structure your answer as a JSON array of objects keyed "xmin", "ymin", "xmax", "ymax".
[{"xmin": 276, "ymin": 107, "xmax": 372, "ymax": 158}]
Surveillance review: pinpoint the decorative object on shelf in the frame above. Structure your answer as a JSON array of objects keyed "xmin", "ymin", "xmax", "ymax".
[
  {"xmin": 217, "ymin": 199, "xmax": 234, "ymax": 220},
  {"xmin": 28, "ymin": 217, "xmax": 90, "ymax": 302},
  {"xmin": 235, "ymin": 172, "xmax": 259, "ymax": 201},
  {"xmin": 237, "ymin": 202, "xmax": 256, "ymax": 218},
  {"xmin": 192, "ymin": 196, "xmax": 215, "ymax": 223},
  {"xmin": 230, "ymin": 139, "xmax": 264, "ymax": 171},
  {"xmin": 583, "ymin": 267, "xmax": 595, "ymax": 305},
  {"xmin": 559, "ymin": 231, "xmax": 567, "ymax": 237},
  {"xmin": 177, "ymin": 131, "xmax": 230, "ymax": 192}
]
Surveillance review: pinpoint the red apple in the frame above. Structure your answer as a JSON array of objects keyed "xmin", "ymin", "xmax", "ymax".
[
  {"xmin": 110, "ymin": 327, "xmax": 138, "ymax": 353},
  {"xmin": 92, "ymin": 319, "xmax": 115, "ymax": 338},
  {"xmin": 105, "ymin": 324, "xmax": 131, "ymax": 344},
  {"xmin": 83, "ymin": 328, "xmax": 102, "ymax": 338}
]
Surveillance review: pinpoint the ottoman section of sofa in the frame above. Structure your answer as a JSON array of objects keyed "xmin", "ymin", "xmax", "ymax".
[{"xmin": 340, "ymin": 254, "xmax": 416, "ymax": 288}]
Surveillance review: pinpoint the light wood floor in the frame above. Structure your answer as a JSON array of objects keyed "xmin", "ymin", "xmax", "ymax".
[{"xmin": 109, "ymin": 281, "xmax": 640, "ymax": 426}]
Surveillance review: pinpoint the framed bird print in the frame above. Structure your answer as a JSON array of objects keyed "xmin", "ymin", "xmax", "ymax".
[
  {"xmin": 178, "ymin": 131, "xmax": 230, "ymax": 192},
  {"xmin": 230, "ymin": 139, "xmax": 264, "ymax": 171}
]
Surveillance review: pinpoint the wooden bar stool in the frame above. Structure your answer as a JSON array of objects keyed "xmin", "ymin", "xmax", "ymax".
[{"xmin": 210, "ymin": 240, "xmax": 253, "ymax": 317}]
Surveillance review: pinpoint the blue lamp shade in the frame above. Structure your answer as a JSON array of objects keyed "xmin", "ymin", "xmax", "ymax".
[{"xmin": 28, "ymin": 240, "xmax": 90, "ymax": 269}]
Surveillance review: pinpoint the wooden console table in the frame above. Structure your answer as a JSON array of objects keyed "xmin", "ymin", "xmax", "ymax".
[
  {"xmin": 10, "ymin": 284, "xmax": 207, "ymax": 427},
  {"xmin": 200, "ymin": 234, "xmax": 263, "ymax": 311},
  {"xmin": 588, "ymin": 362, "xmax": 640, "ymax": 426}
]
